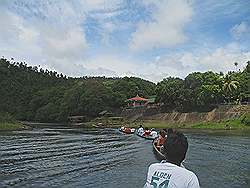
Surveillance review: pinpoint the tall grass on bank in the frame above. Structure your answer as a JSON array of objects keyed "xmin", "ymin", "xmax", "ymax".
[
  {"xmin": 0, "ymin": 112, "xmax": 26, "ymax": 131},
  {"xmin": 142, "ymin": 114, "xmax": 250, "ymax": 130}
]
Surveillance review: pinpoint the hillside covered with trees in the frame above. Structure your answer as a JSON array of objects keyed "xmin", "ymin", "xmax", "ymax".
[
  {"xmin": 0, "ymin": 58, "xmax": 156, "ymax": 122},
  {"xmin": 0, "ymin": 57, "xmax": 249, "ymax": 122},
  {"xmin": 155, "ymin": 63, "xmax": 249, "ymax": 112}
]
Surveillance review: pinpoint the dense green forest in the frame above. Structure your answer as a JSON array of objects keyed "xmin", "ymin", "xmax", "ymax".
[
  {"xmin": 0, "ymin": 58, "xmax": 155, "ymax": 122},
  {"xmin": 156, "ymin": 63, "xmax": 249, "ymax": 112},
  {"xmin": 0, "ymin": 58, "xmax": 249, "ymax": 122}
]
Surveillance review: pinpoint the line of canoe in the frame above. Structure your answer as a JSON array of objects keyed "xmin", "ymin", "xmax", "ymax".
[
  {"xmin": 119, "ymin": 127, "xmax": 185, "ymax": 166},
  {"xmin": 119, "ymin": 127, "xmax": 165, "ymax": 160},
  {"xmin": 119, "ymin": 128, "xmax": 157, "ymax": 140}
]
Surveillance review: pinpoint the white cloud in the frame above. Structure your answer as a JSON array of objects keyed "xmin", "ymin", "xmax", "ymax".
[
  {"xmin": 0, "ymin": 9, "xmax": 42, "ymax": 58},
  {"xmin": 230, "ymin": 21, "xmax": 250, "ymax": 40},
  {"xmin": 41, "ymin": 26, "xmax": 88, "ymax": 60},
  {"xmin": 0, "ymin": 1, "xmax": 89, "ymax": 74},
  {"xmin": 145, "ymin": 43, "xmax": 250, "ymax": 81},
  {"xmin": 81, "ymin": 42, "xmax": 249, "ymax": 83},
  {"xmin": 185, "ymin": 43, "xmax": 249, "ymax": 72},
  {"xmin": 0, "ymin": 0, "xmax": 124, "ymax": 74},
  {"xmin": 1, "ymin": 1, "xmax": 249, "ymax": 83},
  {"xmin": 80, "ymin": 0, "xmax": 120, "ymax": 11},
  {"xmin": 84, "ymin": 55, "xmax": 139, "ymax": 75},
  {"xmin": 130, "ymin": 0, "xmax": 193, "ymax": 51}
]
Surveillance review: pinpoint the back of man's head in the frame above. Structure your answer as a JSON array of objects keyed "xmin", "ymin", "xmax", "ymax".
[{"xmin": 163, "ymin": 131, "xmax": 188, "ymax": 165}]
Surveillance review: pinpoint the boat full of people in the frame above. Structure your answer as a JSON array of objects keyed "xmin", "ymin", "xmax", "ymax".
[
  {"xmin": 119, "ymin": 126, "xmax": 135, "ymax": 134},
  {"xmin": 136, "ymin": 126, "xmax": 158, "ymax": 140}
]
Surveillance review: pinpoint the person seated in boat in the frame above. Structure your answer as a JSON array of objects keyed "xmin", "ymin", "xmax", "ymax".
[
  {"xmin": 144, "ymin": 131, "xmax": 200, "ymax": 188},
  {"xmin": 123, "ymin": 127, "xmax": 131, "ymax": 133},
  {"xmin": 143, "ymin": 127, "xmax": 151, "ymax": 136},
  {"xmin": 138, "ymin": 125, "xmax": 144, "ymax": 135},
  {"xmin": 150, "ymin": 128, "xmax": 158, "ymax": 138},
  {"xmin": 156, "ymin": 130, "xmax": 166, "ymax": 151}
]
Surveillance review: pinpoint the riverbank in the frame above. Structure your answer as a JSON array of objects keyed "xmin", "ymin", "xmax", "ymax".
[
  {"xmin": 2, "ymin": 116, "xmax": 249, "ymax": 132},
  {"xmin": 0, "ymin": 122, "xmax": 29, "ymax": 131},
  {"xmin": 86, "ymin": 114, "xmax": 250, "ymax": 131},
  {"xmin": 143, "ymin": 119, "xmax": 250, "ymax": 130},
  {"xmin": 86, "ymin": 116, "xmax": 249, "ymax": 130}
]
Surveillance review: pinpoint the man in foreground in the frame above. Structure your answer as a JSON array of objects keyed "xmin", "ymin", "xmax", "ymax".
[{"xmin": 144, "ymin": 131, "xmax": 200, "ymax": 188}]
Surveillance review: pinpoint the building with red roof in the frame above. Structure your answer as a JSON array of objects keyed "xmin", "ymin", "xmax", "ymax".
[{"xmin": 126, "ymin": 94, "xmax": 149, "ymax": 107}]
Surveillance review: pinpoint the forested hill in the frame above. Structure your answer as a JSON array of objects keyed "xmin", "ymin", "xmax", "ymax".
[
  {"xmin": 0, "ymin": 58, "xmax": 249, "ymax": 122},
  {"xmin": 0, "ymin": 58, "xmax": 156, "ymax": 122},
  {"xmin": 155, "ymin": 63, "xmax": 249, "ymax": 113}
]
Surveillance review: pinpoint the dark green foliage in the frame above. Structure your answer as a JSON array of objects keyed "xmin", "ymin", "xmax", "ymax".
[
  {"xmin": 241, "ymin": 114, "xmax": 250, "ymax": 126},
  {"xmin": 0, "ymin": 112, "xmax": 16, "ymax": 123},
  {"xmin": 0, "ymin": 58, "xmax": 249, "ymax": 121},
  {"xmin": 111, "ymin": 77, "xmax": 156, "ymax": 98},
  {"xmin": 156, "ymin": 65, "xmax": 249, "ymax": 112},
  {"xmin": 0, "ymin": 58, "xmax": 156, "ymax": 122},
  {"xmin": 156, "ymin": 77, "xmax": 186, "ymax": 112}
]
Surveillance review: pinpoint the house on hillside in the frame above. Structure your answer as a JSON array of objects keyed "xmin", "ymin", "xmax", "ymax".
[
  {"xmin": 126, "ymin": 95, "xmax": 149, "ymax": 107},
  {"xmin": 125, "ymin": 95, "xmax": 157, "ymax": 108}
]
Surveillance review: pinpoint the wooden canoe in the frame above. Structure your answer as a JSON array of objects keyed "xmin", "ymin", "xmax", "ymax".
[
  {"xmin": 152, "ymin": 139, "xmax": 166, "ymax": 161},
  {"xmin": 119, "ymin": 128, "xmax": 135, "ymax": 134}
]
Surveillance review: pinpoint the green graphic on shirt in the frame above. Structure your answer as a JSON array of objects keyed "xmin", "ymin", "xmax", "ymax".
[{"xmin": 150, "ymin": 171, "xmax": 171, "ymax": 188}]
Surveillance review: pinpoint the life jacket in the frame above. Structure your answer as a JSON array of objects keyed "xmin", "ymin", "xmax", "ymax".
[
  {"xmin": 158, "ymin": 135, "xmax": 166, "ymax": 145},
  {"xmin": 124, "ymin": 128, "xmax": 131, "ymax": 133},
  {"xmin": 144, "ymin": 130, "xmax": 151, "ymax": 136}
]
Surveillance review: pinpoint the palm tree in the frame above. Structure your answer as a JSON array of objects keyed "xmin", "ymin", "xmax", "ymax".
[
  {"xmin": 223, "ymin": 75, "xmax": 239, "ymax": 103},
  {"xmin": 223, "ymin": 80, "xmax": 239, "ymax": 92},
  {"xmin": 234, "ymin": 62, "xmax": 238, "ymax": 72}
]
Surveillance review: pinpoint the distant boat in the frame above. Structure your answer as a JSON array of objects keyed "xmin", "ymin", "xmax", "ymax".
[
  {"xmin": 136, "ymin": 130, "xmax": 158, "ymax": 140},
  {"xmin": 119, "ymin": 127, "xmax": 135, "ymax": 134}
]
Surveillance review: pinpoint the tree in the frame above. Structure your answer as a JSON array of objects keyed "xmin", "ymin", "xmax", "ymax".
[
  {"xmin": 183, "ymin": 71, "xmax": 223, "ymax": 111},
  {"xmin": 1, "ymin": 57, "xmax": 248, "ymax": 122},
  {"xmin": 156, "ymin": 77, "xmax": 186, "ymax": 112},
  {"xmin": 222, "ymin": 75, "xmax": 239, "ymax": 102},
  {"xmin": 234, "ymin": 62, "xmax": 239, "ymax": 72},
  {"xmin": 197, "ymin": 84, "xmax": 222, "ymax": 106}
]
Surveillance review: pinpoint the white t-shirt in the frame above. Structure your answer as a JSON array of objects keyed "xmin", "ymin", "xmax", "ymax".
[
  {"xmin": 150, "ymin": 131, "xmax": 158, "ymax": 138},
  {"xmin": 138, "ymin": 127, "xmax": 144, "ymax": 134},
  {"xmin": 144, "ymin": 161, "xmax": 200, "ymax": 188}
]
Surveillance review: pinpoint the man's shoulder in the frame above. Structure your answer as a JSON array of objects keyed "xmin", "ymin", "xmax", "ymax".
[
  {"xmin": 182, "ymin": 167, "xmax": 198, "ymax": 179},
  {"xmin": 148, "ymin": 162, "xmax": 162, "ymax": 169},
  {"xmin": 149, "ymin": 162, "xmax": 196, "ymax": 176}
]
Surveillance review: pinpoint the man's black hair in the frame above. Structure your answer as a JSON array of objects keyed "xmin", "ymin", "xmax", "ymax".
[
  {"xmin": 167, "ymin": 128, "xmax": 173, "ymax": 135},
  {"xmin": 162, "ymin": 131, "xmax": 188, "ymax": 166}
]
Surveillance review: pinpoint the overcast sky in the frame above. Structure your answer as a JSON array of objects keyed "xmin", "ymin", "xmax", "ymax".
[{"xmin": 0, "ymin": 0, "xmax": 250, "ymax": 82}]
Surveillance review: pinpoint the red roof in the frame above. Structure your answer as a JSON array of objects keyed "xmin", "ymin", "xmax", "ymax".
[{"xmin": 127, "ymin": 95, "xmax": 148, "ymax": 101}]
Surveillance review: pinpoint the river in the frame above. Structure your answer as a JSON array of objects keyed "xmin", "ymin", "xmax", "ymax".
[{"xmin": 0, "ymin": 126, "xmax": 249, "ymax": 188}]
